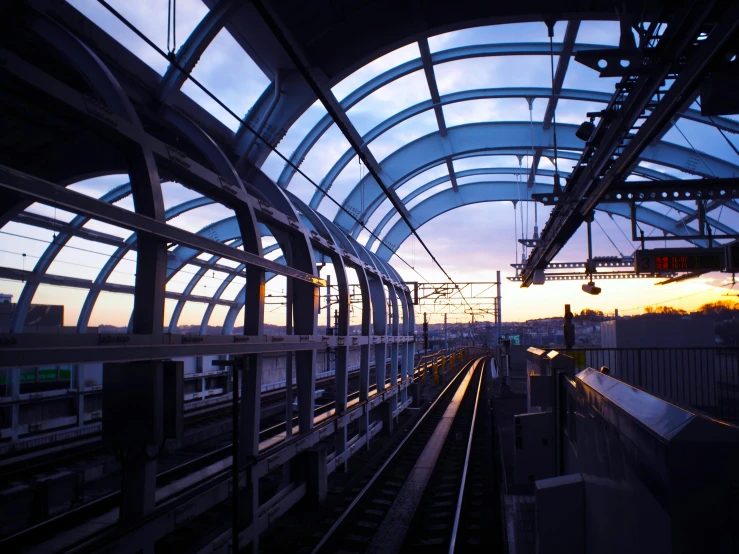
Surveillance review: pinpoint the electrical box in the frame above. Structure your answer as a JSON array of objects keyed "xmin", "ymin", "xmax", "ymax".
[
  {"xmin": 527, "ymin": 374, "xmax": 552, "ymax": 412},
  {"xmin": 103, "ymin": 361, "xmax": 164, "ymax": 445},
  {"xmin": 163, "ymin": 360, "xmax": 184, "ymax": 441},
  {"xmin": 514, "ymin": 411, "xmax": 554, "ymax": 485}
]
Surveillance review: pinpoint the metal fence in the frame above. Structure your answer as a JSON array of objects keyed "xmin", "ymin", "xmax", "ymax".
[{"xmin": 562, "ymin": 347, "xmax": 739, "ymax": 422}]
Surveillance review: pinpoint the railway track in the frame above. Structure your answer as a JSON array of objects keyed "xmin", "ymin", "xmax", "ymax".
[
  {"xmin": 0, "ymin": 360, "xmax": 438, "ymax": 551},
  {"xmin": 0, "ymin": 361, "xmax": 394, "ymax": 479},
  {"xmin": 263, "ymin": 356, "xmax": 497, "ymax": 554}
]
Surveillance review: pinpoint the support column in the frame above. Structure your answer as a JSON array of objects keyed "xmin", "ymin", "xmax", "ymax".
[
  {"xmin": 379, "ymin": 397, "xmax": 394, "ymax": 435},
  {"xmin": 375, "ymin": 342, "xmax": 387, "ymax": 392},
  {"xmin": 10, "ymin": 368, "xmax": 20, "ymax": 441},
  {"xmin": 334, "ymin": 343, "xmax": 348, "ymax": 467},
  {"xmin": 75, "ymin": 365, "xmax": 84, "ymax": 428},
  {"xmin": 102, "ymin": 362, "xmax": 165, "ymax": 526},
  {"xmin": 292, "ymin": 445, "xmax": 327, "ymax": 507}
]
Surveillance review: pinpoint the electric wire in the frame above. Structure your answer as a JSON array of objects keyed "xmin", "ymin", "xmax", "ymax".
[
  {"xmin": 94, "ymin": 0, "xmax": 430, "ymax": 284},
  {"xmin": 593, "ymin": 216, "xmax": 625, "ymax": 257}
]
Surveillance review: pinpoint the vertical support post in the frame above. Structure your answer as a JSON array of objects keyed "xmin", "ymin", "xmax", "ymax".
[
  {"xmin": 326, "ymin": 274, "xmax": 331, "ymax": 330},
  {"xmin": 231, "ymin": 362, "xmax": 239, "ymax": 554},
  {"xmin": 496, "ymin": 270, "xmax": 502, "ymax": 374},
  {"xmin": 10, "ymin": 368, "xmax": 20, "ymax": 441},
  {"xmin": 285, "ymin": 277, "xmax": 294, "ymax": 441},
  {"xmin": 76, "ymin": 365, "xmax": 84, "ymax": 428}
]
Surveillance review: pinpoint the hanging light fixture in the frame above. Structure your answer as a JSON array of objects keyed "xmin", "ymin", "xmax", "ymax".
[{"xmin": 576, "ymin": 118, "xmax": 596, "ymax": 141}]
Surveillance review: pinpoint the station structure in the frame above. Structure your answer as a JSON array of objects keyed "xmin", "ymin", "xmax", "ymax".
[{"xmin": 1, "ymin": 1, "xmax": 739, "ymax": 553}]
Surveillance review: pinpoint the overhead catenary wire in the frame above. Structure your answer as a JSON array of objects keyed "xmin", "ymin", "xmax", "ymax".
[
  {"xmin": 593, "ymin": 216, "xmax": 625, "ymax": 257},
  {"xmin": 94, "ymin": 0, "xmax": 430, "ymax": 284},
  {"xmin": 249, "ymin": 0, "xmax": 466, "ymax": 298}
]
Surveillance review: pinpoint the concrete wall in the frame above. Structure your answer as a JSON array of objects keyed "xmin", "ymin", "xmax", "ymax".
[{"xmin": 600, "ymin": 317, "xmax": 715, "ymax": 348}]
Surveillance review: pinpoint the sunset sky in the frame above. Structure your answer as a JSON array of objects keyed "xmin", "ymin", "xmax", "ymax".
[{"xmin": 2, "ymin": 1, "xmax": 738, "ymax": 330}]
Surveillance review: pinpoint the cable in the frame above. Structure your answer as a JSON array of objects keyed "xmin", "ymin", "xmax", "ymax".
[
  {"xmin": 593, "ymin": 216, "xmax": 625, "ymax": 257},
  {"xmin": 620, "ymin": 287, "xmax": 718, "ymax": 312},
  {"xmin": 527, "ymin": 98, "xmax": 538, "ymax": 231},
  {"xmin": 695, "ymin": 100, "xmax": 739, "ymax": 160},
  {"xmin": 673, "ymin": 121, "xmax": 717, "ymax": 177},
  {"xmin": 94, "ymin": 0, "xmax": 430, "ymax": 284},
  {"xmin": 548, "ymin": 32, "xmax": 561, "ymax": 187}
]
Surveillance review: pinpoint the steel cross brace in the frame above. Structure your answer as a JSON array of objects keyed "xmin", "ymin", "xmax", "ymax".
[
  {"xmin": 521, "ymin": 0, "xmax": 739, "ymax": 285},
  {"xmin": 0, "ymin": 165, "xmax": 322, "ymax": 286},
  {"xmin": 532, "ymin": 178, "xmax": 739, "ymax": 205}
]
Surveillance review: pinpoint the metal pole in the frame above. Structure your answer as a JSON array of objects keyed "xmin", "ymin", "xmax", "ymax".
[
  {"xmin": 444, "ymin": 313, "xmax": 448, "ymax": 348},
  {"xmin": 231, "ymin": 361, "xmax": 239, "ymax": 554},
  {"xmin": 326, "ymin": 274, "xmax": 331, "ymax": 331},
  {"xmin": 496, "ymin": 270, "xmax": 502, "ymax": 374}
]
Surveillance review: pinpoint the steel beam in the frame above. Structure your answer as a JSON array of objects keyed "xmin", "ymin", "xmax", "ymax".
[
  {"xmin": 333, "ymin": 121, "xmax": 739, "ymax": 237},
  {"xmin": 521, "ymin": 1, "xmax": 739, "ymax": 285},
  {"xmin": 374, "ymin": 182, "xmax": 713, "ymax": 260},
  {"xmin": 533, "ymin": 178, "xmax": 739, "ymax": 205},
  {"xmin": 0, "ymin": 165, "xmax": 321, "ymax": 285},
  {"xmin": 543, "ymin": 21, "xmax": 580, "ymax": 130}
]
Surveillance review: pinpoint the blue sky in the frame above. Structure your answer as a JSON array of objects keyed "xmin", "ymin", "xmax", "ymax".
[{"xmin": 2, "ymin": 1, "xmax": 739, "ymax": 329}]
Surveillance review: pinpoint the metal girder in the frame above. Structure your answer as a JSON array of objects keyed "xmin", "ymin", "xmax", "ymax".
[
  {"xmin": 418, "ymin": 38, "xmax": 458, "ymax": 192},
  {"xmin": 9, "ymin": 14, "xmax": 169, "ymax": 336},
  {"xmin": 0, "ymin": 166, "xmax": 320, "ymax": 285},
  {"xmin": 0, "ymin": 332, "xmax": 413, "ymax": 369},
  {"xmin": 282, "ymin": 41, "xmax": 611, "ymax": 192},
  {"xmin": 507, "ymin": 272, "xmax": 665, "ymax": 281},
  {"xmin": 334, "ymin": 121, "xmax": 739, "ymax": 236},
  {"xmin": 533, "ymin": 178, "xmax": 739, "ymax": 205},
  {"xmin": 374, "ymin": 182, "xmax": 714, "ymax": 261},
  {"xmin": 510, "ymin": 258, "xmax": 634, "ymax": 269},
  {"xmin": 681, "ymin": 199, "xmax": 739, "ymax": 226},
  {"xmin": 543, "ymin": 21, "xmax": 580, "ymax": 130},
  {"xmin": 0, "ymin": 267, "xmax": 237, "ymax": 308},
  {"xmin": 158, "ymin": 0, "xmax": 242, "ymax": 103},
  {"xmin": 527, "ymin": 149, "xmax": 542, "ymax": 188},
  {"xmin": 12, "ymin": 211, "xmax": 126, "ymax": 248},
  {"xmin": 280, "ymin": 66, "xmax": 738, "ymax": 204},
  {"xmin": 521, "ymin": 1, "xmax": 739, "ymax": 285},
  {"xmin": 250, "ymin": 0, "xmax": 414, "ymax": 231}
]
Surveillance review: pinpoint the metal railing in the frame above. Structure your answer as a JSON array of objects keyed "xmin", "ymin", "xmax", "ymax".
[{"xmin": 558, "ymin": 347, "xmax": 739, "ymax": 422}]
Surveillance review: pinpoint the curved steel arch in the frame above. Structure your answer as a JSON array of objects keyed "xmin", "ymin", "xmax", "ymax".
[
  {"xmin": 11, "ymin": 15, "xmax": 168, "ymax": 334},
  {"xmin": 331, "ymin": 122, "xmax": 739, "ymax": 235},
  {"xmin": 364, "ymin": 163, "xmax": 685, "ymax": 250},
  {"xmin": 276, "ymin": 43, "xmax": 738, "ymax": 192},
  {"xmin": 375, "ymin": 183, "xmax": 717, "ymax": 261},
  {"xmin": 9, "ymin": 183, "xmax": 132, "ymax": 332},
  {"xmin": 276, "ymin": 42, "xmax": 611, "ymax": 188}
]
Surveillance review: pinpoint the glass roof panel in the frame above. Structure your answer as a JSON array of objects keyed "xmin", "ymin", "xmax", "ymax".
[
  {"xmin": 428, "ymin": 22, "xmax": 566, "ymax": 52},
  {"xmin": 332, "ymin": 43, "xmax": 421, "ymax": 101},
  {"xmin": 66, "ymin": 0, "xmax": 208, "ymax": 75},
  {"xmin": 369, "ymin": 111, "xmax": 439, "ymax": 163},
  {"xmin": 347, "ymin": 70, "xmax": 431, "ymax": 136},
  {"xmin": 435, "ymin": 56, "xmax": 559, "ymax": 93},
  {"xmin": 395, "ymin": 164, "xmax": 448, "ymax": 198},
  {"xmin": 162, "ymin": 181, "xmax": 204, "ymax": 211},
  {"xmin": 181, "ymin": 27, "xmax": 270, "ymax": 132},
  {"xmin": 67, "ymin": 175, "xmax": 129, "ymax": 199},
  {"xmin": 575, "ymin": 21, "xmax": 623, "ymax": 47},
  {"xmin": 442, "ymin": 98, "xmax": 540, "ymax": 126},
  {"xmin": 46, "ymin": 237, "xmax": 118, "ymax": 280}
]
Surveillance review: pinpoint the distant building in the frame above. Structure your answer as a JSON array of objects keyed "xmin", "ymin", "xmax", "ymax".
[
  {"xmin": 601, "ymin": 315, "xmax": 715, "ymax": 348},
  {"xmin": 0, "ymin": 302, "xmax": 64, "ymax": 333}
]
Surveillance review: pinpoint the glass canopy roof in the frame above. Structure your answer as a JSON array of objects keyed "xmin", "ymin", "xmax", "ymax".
[{"xmin": 2, "ymin": 2, "xmax": 739, "ymax": 330}]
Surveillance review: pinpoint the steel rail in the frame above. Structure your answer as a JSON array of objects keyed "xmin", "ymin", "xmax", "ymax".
[
  {"xmin": 0, "ymin": 354, "xmax": 449, "ymax": 551},
  {"xmin": 310, "ymin": 356, "xmax": 482, "ymax": 554},
  {"xmin": 448, "ymin": 357, "xmax": 486, "ymax": 553}
]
